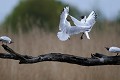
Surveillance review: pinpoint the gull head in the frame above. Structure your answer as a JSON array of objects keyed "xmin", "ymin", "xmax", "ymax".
[
  {"xmin": 66, "ymin": 18, "xmax": 71, "ymax": 21},
  {"xmin": 80, "ymin": 16, "xmax": 85, "ymax": 19},
  {"xmin": 9, "ymin": 41, "xmax": 14, "ymax": 44},
  {"xmin": 105, "ymin": 47, "xmax": 109, "ymax": 51}
]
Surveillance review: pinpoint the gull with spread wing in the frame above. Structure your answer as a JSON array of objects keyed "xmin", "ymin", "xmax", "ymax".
[
  {"xmin": 57, "ymin": 7, "xmax": 91, "ymax": 41},
  {"xmin": 70, "ymin": 11, "xmax": 97, "ymax": 39}
]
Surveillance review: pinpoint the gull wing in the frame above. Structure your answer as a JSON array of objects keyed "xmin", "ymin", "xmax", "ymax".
[
  {"xmin": 70, "ymin": 15, "xmax": 87, "ymax": 28},
  {"xmin": 85, "ymin": 31, "xmax": 90, "ymax": 39},
  {"xmin": 59, "ymin": 7, "xmax": 69, "ymax": 31},
  {"xmin": 69, "ymin": 15, "xmax": 81, "ymax": 26},
  {"xmin": 86, "ymin": 11, "xmax": 97, "ymax": 27}
]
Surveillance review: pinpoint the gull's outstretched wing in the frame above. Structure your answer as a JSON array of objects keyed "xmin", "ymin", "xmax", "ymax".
[
  {"xmin": 70, "ymin": 15, "xmax": 87, "ymax": 28},
  {"xmin": 70, "ymin": 11, "xmax": 96, "ymax": 28},
  {"xmin": 69, "ymin": 15, "xmax": 81, "ymax": 26},
  {"xmin": 86, "ymin": 11, "xmax": 97, "ymax": 27},
  {"xmin": 59, "ymin": 7, "xmax": 69, "ymax": 31}
]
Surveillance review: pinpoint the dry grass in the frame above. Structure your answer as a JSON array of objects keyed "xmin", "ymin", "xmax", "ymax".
[{"xmin": 0, "ymin": 24, "xmax": 120, "ymax": 80}]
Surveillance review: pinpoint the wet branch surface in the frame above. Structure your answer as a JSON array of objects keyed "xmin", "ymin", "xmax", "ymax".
[{"xmin": 0, "ymin": 44, "xmax": 120, "ymax": 66}]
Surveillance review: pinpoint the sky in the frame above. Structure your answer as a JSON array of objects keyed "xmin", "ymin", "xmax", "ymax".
[
  {"xmin": 0, "ymin": 0, "xmax": 19, "ymax": 23},
  {"xmin": 60, "ymin": 0, "xmax": 120, "ymax": 21},
  {"xmin": 0, "ymin": 0, "xmax": 120, "ymax": 23}
]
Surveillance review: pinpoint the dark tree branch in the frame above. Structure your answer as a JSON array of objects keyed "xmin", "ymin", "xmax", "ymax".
[{"xmin": 1, "ymin": 44, "xmax": 120, "ymax": 66}]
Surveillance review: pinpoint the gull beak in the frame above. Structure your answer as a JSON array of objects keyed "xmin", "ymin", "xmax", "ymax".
[{"xmin": 105, "ymin": 47, "xmax": 109, "ymax": 50}]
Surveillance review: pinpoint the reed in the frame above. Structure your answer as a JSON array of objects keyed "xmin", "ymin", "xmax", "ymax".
[{"xmin": 0, "ymin": 23, "xmax": 120, "ymax": 80}]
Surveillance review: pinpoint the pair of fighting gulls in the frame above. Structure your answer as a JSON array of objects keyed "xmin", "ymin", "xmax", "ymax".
[
  {"xmin": 57, "ymin": 7, "xmax": 120, "ymax": 56},
  {"xmin": 0, "ymin": 7, "xmax": 120, "ymax": 56},
  {"xmin": 57, "ymin": 6, "xmax": 96, "ymax": 41}
]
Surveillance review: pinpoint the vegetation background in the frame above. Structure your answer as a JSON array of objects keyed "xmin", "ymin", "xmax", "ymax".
[{"xmin": 0, "ymin": 0, "xmax": 120, "ymax": 80}]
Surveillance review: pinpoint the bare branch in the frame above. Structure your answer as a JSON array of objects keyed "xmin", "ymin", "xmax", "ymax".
[{"xmin": 0, "ymin": 44, "xmax": 120, "ymax": 66}]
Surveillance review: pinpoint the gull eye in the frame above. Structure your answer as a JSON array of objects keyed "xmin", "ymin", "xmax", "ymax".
[{"xmin": 81, "ymin": 16, "xmax": 84, "ymax": 19}]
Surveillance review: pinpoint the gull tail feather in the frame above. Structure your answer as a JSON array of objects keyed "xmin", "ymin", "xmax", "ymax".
[{"xmin": 57, "ymin": 32, "xmax": 70, "ymax": 41}]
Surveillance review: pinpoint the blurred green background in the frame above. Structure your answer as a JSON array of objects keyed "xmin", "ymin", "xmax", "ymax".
[
  {"xmin": 1, "ymin": 0, "xmax": 81, "ymax": 32},
  {"xmin": 1, "ymin": 0, "xmax": 120, "ymax": 33}
]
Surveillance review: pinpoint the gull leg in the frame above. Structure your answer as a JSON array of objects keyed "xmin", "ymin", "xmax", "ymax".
[
  {"xmin": 116, "ymin": 53, "xmax": 119, "ymax": 56},
  {"xmin": 80, "ymin": 33, "xmax": 84, "ymax": 39},
  {"xmin": 68, "ymin": 37, "xmax": 70, "ymax": 40},
  {"xmin": 0, "ymin": 41, "xmax": 2, "ymax": 45}
]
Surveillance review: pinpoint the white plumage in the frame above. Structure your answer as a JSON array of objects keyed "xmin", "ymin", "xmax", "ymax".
[
  {"xmin": 0, "ymin": 36, "xmax": 13, "ymax": 45},
  {"xmin": 105, "ymin": 47, "xmax": 120, "ymax": 56},
  {"xmin": 70, "ymin": 11, "xmax": 97, "ymax": 39},
  {"xmin": 57, "ymin": 7, "xmax": 94, "ymax": 41}
]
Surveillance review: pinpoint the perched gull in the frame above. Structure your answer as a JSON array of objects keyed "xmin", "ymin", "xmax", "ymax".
[
  {"xmin": 0, "ymin": 36, "xmax": 13, "ymax": 45},
  {"xmin": 105, "ymin": 46, "xmax": 120, "ymax": 56},
  {"xmin": 57, "ymin": 7, "xmax": 91, "ymax": 41},
  {"xmin": 70, "ymin": 11, "xmax": 97, "ymax": 39}
]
